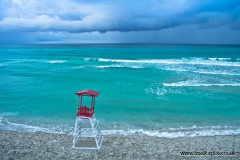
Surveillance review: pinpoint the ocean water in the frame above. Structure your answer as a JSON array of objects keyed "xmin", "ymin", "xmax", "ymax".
[{"xmin": 0, "ymin": 44, "xmax": 240, "ymax": 138}]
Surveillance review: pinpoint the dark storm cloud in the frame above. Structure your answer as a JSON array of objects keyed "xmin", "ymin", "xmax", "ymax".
[{"xmin": 0, "ymin": 0, "xmax": 240, "ymax": 33}]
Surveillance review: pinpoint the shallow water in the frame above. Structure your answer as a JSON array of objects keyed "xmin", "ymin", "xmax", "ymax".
[{"xmin": 1, "ymin": 44, "xmax": 240, "ymax": 137}]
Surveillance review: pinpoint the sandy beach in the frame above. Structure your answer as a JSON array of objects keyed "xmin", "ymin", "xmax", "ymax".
[{"xmin": 0, "ymin": 130, "xmax": 239, "ymax": 159}]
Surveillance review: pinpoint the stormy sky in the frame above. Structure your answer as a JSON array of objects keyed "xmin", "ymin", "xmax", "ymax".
[{"xmin": 0, "ymin": 0, "xmax": 240, "ymax": 44}]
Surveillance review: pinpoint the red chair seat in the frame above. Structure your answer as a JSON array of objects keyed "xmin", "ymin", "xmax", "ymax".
[{"xmin": 76, "ymin": 106, "xmax": 93, "ymax": 118}]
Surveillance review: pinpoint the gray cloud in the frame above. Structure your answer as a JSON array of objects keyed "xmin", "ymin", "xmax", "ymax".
[{"xmin": 0, "ymin": 0, "xmax": 240, "ymax": 33}]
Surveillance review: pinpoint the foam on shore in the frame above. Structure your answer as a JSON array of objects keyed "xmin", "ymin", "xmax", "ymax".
[{"xmin": 1, "ymin": 116, "xmax": 240, "ymax": 138}]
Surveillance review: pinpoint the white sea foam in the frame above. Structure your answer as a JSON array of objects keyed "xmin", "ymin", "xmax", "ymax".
[
  {"xmin": 4, "ymin": 57, "xmax": 240, "ymax": 68},
  {"xmin": 218, "ymin": 58, "xmax": 231, "ymax": 61},
  {"xmin": 0, "ymin": 117, "xmax": 62, "ymax": 134},
  {"xmin": 209, "ymin": 58, "xmax": 218, "ymax": 61},
  {"xmin": 101, "ymin": 125, "xmax": 240, "ymax": 138},
  {"xmin": 131, "ymin": 66, "xmax": 143, "ymax": 69},
  {"xmin": 98, "ymin": 58, "xmax": 240, "ymax": 67},
  {"xmin": 145, "ymin": 86, "xmax": 185, "ymax": 98},
  {"xmin": 192, "ymin": 71, "xmax": 240, "ymax": 76},
  {"xmin": 96, "ymin": 65, "xmax": 111, "ymax": 68},
  {"xmin": 92, "ymin": 58, "xmax": 239, "ymax": 74},
  {"xmin": 161, "ymin": 64, "xmax": 239, "ymax": 75},
  {"xmin": 1, "ymin": 117, "xmax": 239, "ymax": 138},
  {"xmin": 99, "ymin": 58, "xmax": 189, "ymax": 64},
  {"xmin": 163, "ymin": 81, "xmax": 240, "ymax": 87},
  {"xmin": 47, "ymin": 60, "xmax": 66, "ymax": 64}
]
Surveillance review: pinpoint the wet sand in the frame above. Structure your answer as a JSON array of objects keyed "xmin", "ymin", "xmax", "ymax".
[{"xmin": 0, "ymin": 130, "xmax": 239, "ymax": 159}]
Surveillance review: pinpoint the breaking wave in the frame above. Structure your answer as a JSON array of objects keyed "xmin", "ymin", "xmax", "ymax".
[
  {"xmin": 163, "ymin": 81, "xmax": 240, "ymax": 87},
  {"xmin": 0, "ymin": 117, "xmax": 62, "ymax": 134},
  {"xmin": 98, "ymin": 58, "xmax": 240, "ymax": 67},
  {"xmin": 88, "ymin": 57, "xmax": 240, "ymax": 76},
  {"xmin": 102, "ymin": 125, "xmax": 240, "ymax": 138},
  {"xmin": 1, "ymin": 116, "xmax": 239, "ymax": 138}
]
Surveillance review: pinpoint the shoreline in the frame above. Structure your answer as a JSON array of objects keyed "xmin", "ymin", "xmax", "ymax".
[{"xmin": 0, "ymin": 130, "xmax": 239, "ymax": 159}]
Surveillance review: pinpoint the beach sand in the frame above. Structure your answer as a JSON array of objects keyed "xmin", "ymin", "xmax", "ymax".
[{"xmin": 0, "ymin": 130, "xmax": 239, "ymax": 159}]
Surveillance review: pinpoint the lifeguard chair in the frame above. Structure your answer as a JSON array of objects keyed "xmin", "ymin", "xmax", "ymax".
[{"xmin": 72, "ymin": 89, "xmax": 103, "ymax": 151}]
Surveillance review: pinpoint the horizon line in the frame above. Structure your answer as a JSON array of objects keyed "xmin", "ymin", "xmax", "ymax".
[{"xmin": 1, "ymin": 43, "xmax": 240, "ymax": 46}]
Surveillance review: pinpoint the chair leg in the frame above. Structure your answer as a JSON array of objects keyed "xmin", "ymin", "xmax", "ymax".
[
  {"xmin": 72, "ymin": 117, "xmax": 78, "ymax": 148},
  {"xmin": 72, "ymin": 116, "xmax": 103, "ymax": 150}
]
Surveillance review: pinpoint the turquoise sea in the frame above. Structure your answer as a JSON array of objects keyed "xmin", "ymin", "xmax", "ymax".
[{"xmin": 0, "ymin": 44, "xmax": 240, "ymax": 137}]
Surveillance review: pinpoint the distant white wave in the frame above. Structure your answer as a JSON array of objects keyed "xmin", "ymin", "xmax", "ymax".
[
  {"xmin": 192, "ymin": 71, "xmax": 240, "ymax": 76},
  {"xmin": 163, "ymin": 81, "xmax": 240, "ymax": 87},
  {"xmin": 96, "ymin": 65, "xmax": 143, "ymax": 69},
  {"xmin": 47, "ymin": 60, "xmax": 66, "ymax": 64},
  {"xmin": 98, "ymin": 58, "xmax": 137, "ymax": 63},
  {"xmin": 96, "ymin": 65, "xmax": 114, "ymax": 68},
  {"xmin": 98, "ymin": 58, "xmax": 240, "ymax": 67},
  {"xmin": 131, "ymin": 66, "xmax": 144, "ymax": 69},
  {"xmin": 209, "ymin": 58, "xmax": 218, "ymax": 61},
  {"xmin": 162, "ymin": 68, "xmax": 239, "ymax": 76},
  {"xmin": 2, "ymin": 59, "xmax": 67, "ymax": 64},
  {"xmin": 218, "ymin": 58, "xmax": 231, "ymax": 61}
]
